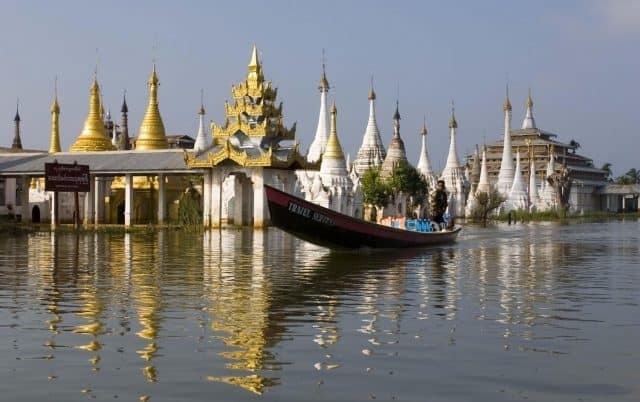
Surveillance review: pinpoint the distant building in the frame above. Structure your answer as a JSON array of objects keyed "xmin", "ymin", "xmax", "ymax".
[
  {"xmin": 167, "ymin": 134, "xmax": 195, "ymax": 149},
  {"xmin": 465, "ymin": 91, "xmax": 609, "ymax": 213}
]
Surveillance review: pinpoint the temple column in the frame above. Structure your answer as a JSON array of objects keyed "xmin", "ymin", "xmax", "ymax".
[
  {"xmin": 252, "ymin": 168, "xmax": 268, "ymax": 228},
  {"xmin": 18, "ymin": 175, "xmax": 30, "ymax": 223},
  {"xmin": 94, "ymin": 176, "xmax": 102, "ymax": 224},
  {"xmin": 124, "ymin": 174, "xmax": 133, "ymax": 227},
  {"xmin": 51, "ymin": 192, "xmax": 58, "ymax": 228},
  {"xmin": 233, "ymin": 175, "xmax": 244, "ymax": 226},
  {"xmin": 202, "ymin": 170, "xmax": 211, "ymax": 227},
  {"xmin": 157, "ymin": 174, "xmax": 166, "ymax": 224},
  {"xmin": 85, "ymin": 174, "xmax": 95, "ymax": 225},
  {"xmin": 210, "ymin": 169, "xmax": 222, "ymax": 228}
]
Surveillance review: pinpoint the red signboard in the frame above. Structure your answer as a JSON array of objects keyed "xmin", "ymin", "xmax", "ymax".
[{"xmin": 45, "ymin": 162, "xmax": 90, "ymax": 192}]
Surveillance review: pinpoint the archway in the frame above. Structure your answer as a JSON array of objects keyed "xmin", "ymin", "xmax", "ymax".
[{"xmin": 31, "ymin": 205, "xmax": 41, "ymax": 223}]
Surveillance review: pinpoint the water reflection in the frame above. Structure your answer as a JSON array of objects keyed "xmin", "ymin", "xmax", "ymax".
[{"xmin": 1, "ymin": 221, "xmax": 638, "ymax": 400}]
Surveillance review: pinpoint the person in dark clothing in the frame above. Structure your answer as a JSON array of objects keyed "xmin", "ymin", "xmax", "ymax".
[{"xmin": 429, "ymin": 180, "xmax": 448, "ymax": 229}]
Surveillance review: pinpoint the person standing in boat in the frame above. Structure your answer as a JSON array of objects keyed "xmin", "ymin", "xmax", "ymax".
[{"xmin": 429, "ymin": 180, "xmax": 448, "ymax": 229}]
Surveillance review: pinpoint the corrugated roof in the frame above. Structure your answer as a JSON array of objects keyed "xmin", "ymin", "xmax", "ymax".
[
  {"xmin": 0, "ymin": 149, "xmax": 200, "ymax": 176},
  {"xmin": 596, "ymin": 184, "xmax": 640, "ymax": 195}
]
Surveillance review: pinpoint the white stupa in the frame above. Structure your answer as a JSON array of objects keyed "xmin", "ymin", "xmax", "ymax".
[
  {"xmin": 307, "ymin": 63, "xmax": 330, "ymax": 163},
  {"xmin": 502, "ymin": 150, "xmax": 529, "ymax": 212},
  {"xmin": 353, "ymin": 79, "xmax": 386, "ymax": 176},
  {"xmin": 440, "ymin": 104, "xmax": 469, "ymax": 217},
  {"xmin": 496, "ymin": 88, "xmax": 514, "ymax": 196}
]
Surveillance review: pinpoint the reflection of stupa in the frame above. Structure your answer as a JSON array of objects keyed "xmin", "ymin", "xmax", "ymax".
[{"xmin": 130, "ymin": 235, "xmax": 163, "ymax": 383}]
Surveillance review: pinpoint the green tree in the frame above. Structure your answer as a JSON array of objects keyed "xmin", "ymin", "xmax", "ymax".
[
  {"xmin": 468, "ymin": 188, "xmax": 504, "ymax": 227},
  {"xmin": 361, "ymin": 164, "xmax": 429, "ymax": 218},
  {"xmin": 388, "ymin": 163, "xmax": 429, "ymax": 215},
  {"xmin": 361, "ymin": 167, "xmax": 389, "ymax": 207},
  {"xmin": 616, "ymin": 169, "xmax": 640, "ymax": 184},
  {"xmin": 178, "ymin": 185, "xmax": 203, "ymax": 226}
]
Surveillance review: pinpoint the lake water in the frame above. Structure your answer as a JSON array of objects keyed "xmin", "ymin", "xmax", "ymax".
[{"xmin": 1, "ymin": 220, "xmax": 639, "ymax": 401}]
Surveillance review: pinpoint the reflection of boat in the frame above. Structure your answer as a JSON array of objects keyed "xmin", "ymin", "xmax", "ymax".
[{"xmin": 265, "ymin": 185, "xmax": 461, "ymax": 249}]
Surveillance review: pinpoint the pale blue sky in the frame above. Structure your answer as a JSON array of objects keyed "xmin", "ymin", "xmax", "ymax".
[{"xmin": 1, "ymin": 0, "xmax": 638, "ymax": 176}]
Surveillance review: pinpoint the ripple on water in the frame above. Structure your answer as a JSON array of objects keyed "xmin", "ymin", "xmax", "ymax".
[{"xmin": 0, "ymin": 223, "xmax": 638, "ymax": 400}]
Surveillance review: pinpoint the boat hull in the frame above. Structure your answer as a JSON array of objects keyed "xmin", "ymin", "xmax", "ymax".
[{"xmin": 265, "ymin": 185, "xmax": 460, "ymax": 249}]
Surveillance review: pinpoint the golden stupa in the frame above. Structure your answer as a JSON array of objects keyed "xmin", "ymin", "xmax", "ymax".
[
  {"xmin": 135, "ymin": 64, "xmax": 168, "ymax": 150},
  {"xmin": 49, "ymin": 93, "xmax": 61, "ymax": 153},
  {"xmin": 69, "ymin": 78, "xmax": 115, "ymax": 152},
  {"xmin": 323, "ymin": 102, "xmax": 345, "ymax": 160}
]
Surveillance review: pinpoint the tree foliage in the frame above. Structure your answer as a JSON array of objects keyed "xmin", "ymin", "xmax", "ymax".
[
  {"xmin": 468, "ymin": 188, "xmax": 504, "ymax": 227},
  {"xmin": 361, "ymin": 168, "xmax": 389, "ymax": 207},
  {"xmin": 547, "ymin": 167, "xmax": 573, "ymax": 217},
  {"xmin": 178, "ymin": 185, "xmax": 203, "ymax": 226},
  {"xmin": 361, "ymin": 163, "xmax": 429, "ymax": 216},
  {"xmin": 616, "ymin": 168, "xmax": 640, "ymax": 184}
]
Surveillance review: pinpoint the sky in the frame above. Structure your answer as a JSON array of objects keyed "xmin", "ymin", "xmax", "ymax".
[{"xmin": 1, "ymin": 0, "xmax": 638, "ymax": 177}]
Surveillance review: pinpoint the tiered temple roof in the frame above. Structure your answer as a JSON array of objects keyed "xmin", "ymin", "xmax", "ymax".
[{"xmin": 185, "ymin": 45, "xmax": 310, "ymax": 169}]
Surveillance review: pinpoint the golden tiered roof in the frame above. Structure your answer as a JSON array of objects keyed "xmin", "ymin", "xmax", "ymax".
[
  {"xmin": 211, "ymin": 44, "xmax": 296, "ymax": 141},
  {"xmin": 69, "ymin": 78, "xmax": 116, "ymax": 152},
  {"xmin": 135, "ymin": 65, "xmax": 168, "ymax": 150},
  {"xmin": 186, "ymin": 45, "xmax": 312, "ymax": 170}
]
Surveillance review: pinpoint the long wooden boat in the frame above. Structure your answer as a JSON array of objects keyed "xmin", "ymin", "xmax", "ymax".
[{"xmin": 265, "ymin": 185, "xmax": 461, "ymax": 249}]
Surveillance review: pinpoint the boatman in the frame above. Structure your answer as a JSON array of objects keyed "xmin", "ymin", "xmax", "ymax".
[{"xmin": 429, "ymin": 180, "xmax": 448, "ymax": 230}]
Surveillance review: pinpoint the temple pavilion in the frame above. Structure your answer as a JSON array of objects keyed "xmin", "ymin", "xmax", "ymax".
[{"xmin": 184, "ymin": 45, "xmax": 313, "ymax": 227}]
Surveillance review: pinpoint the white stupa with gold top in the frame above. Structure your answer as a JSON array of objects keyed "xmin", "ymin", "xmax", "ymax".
[
  {"xmin": 496, "ymin": 87, "xmax": 514, "ymax": 196},
  {"xmin": 296, "ymin": 102, "xmax": 358, "ymax": 216},
  {"xmin": 307, "ymin": 62, "xmax": 330, "ymax": 163},
  {"xmin": 353, "ymin": 80, "xmax": 386, "ymax": 176},
  {"xmin": 464, "ymin": 144, "xmax": 491, "ymax": 217},
  {"xmin": 537, "ymin": 149, "xmax": 557, "ymax": 211},
  {"xmin": 439, "ymin": 105, "xmax": 469, "ymax": 217},
  {"xmin": 500, "ymin": 150, "xmax": 529, "ymax": 212},
  {"xmin": 416, "ymin": 118, "xmax": 436, "ymax": 189}
]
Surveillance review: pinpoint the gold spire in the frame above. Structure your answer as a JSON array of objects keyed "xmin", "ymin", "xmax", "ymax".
[
  {"xmin": 249, "ymin": 44, "xmax": 259, "ymax": 70},
  {"xmin": 323, "ymin": 101, "xmax": 345, "ymax": 160},
  {"xmin": 421, "ymin": 116, "xmax": 427, "ymax": 136},
  {"xmin": 49, "ymin": 77, "xmax": 61, "ymax": 153},
  {"xmin": 49, "ymin": 95, "xmax": 61, "ymax": 153},
  {"xmin": 319, "ymin": 64, "xmax": 329, "ymax": 92},
  {"xmin": 449, "ymin": 101, "xmax": 458, "ymax": 129},
  {"xmin": 318, "ymin": 49, "xmax": 329, "ymax": 91},
  {"xmin": 69, "ymin": 78, "xmax": 115, "ymax": 152},
  {"xmin": 368, "ymin": 76, "xmax": 376, "ymax": 100},
  {"xmin": 135, "ymin": 64, "xmax": 168, "ymax": 150},
  {"xmin": 503, "ymin": 84, "xmax": 512, "ymax": 111},
  {"xmin": 526, "ymin": 88, "xmax": 533, "ymax": 108},
  {"xmin": 247, "ymin": 44, "xmax": 262, "ymax": 84}
]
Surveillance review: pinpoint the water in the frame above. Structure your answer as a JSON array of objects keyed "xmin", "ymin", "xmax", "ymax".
[{"xmin": 1, "ymin": 220, "xmax": 639, "ymax": 401}]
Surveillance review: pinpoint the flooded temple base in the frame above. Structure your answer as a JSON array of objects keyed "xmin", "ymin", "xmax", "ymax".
[{"xmin": 1, "ymin": 220, "xmax": 639, "ymax": 401}]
